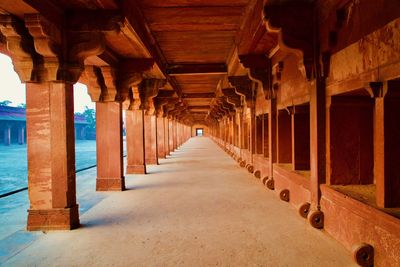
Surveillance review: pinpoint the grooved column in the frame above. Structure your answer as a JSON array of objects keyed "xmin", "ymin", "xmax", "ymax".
[
  {"xmin": 144, "ymin": 114, "xmax": 158, "ymax": 165},
  {"xmin": 96, "ymin": 102, "xmax": 125, "ymax": 191},
  {"xmin": 126, "ymin": 109, "xmax": 146, "ymax": 174},
  {"xmin": 26, "ymin": 81, "xmax": 79, "ymax": 231}
]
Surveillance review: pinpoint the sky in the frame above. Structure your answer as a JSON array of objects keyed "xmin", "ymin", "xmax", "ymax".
[{"xmin": 0, "ymin": 53, "xmax": 94, "ymax": 113}]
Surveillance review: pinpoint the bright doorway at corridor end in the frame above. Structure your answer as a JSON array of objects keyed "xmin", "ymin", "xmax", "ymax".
[{"xmin": 196, "ymin": 128, "xmax": 204, "ymax": 137}]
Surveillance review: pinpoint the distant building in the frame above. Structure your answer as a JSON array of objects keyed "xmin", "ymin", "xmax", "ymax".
[{"xmin": 0, "ymin": 106, "xmax": 89, "ymax": 145}]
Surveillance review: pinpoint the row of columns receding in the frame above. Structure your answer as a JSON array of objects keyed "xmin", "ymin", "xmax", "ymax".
[
  {"xmin": 209, "ymin": 80, "xmax": 400, "ymax": 214},
  {"xmin": 25, "ymin": 85, "xmax": 192, "ymax": 231},
  {"xmin": 0, "ymin": 14, "xmax": 194, "ymax": 231},
  {"xmin": 1, "ymin": 123, "xmax": 25, "ymax": 145}
]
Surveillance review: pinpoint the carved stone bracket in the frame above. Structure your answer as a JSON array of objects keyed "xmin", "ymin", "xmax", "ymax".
[
  {"xmin": 81, "ymin": 65, "xmax": 103, "ymax": 102},
  {"xmin": 25, "ymin": 14, "xmax": 61, "ymax": 82},
  {"xmin": 66, "ymin": 32, "xmax": 106, "ymax": 83},
  {"xmin": 99, "ymin": 66, "xmax": 118, "ymax": 102},
  {"xmin": 163, "ymin": 98, "xmax": 180, "ymax": 118},
  {"xmin": 117, "ymin": 58, "xmax": 154, "ymax": 102},
  {"xmin": 154, "ymin": 98, "xmax": 169, "ymax": 117},
  {"xmin": 139, "ymin": 79, "xmax": 167, "ymax": 115},
  {"xmin": 263, "ymin": 1, "xmax": 315, "ymax": 80},
  {"xmin": 0, "ymin": 15, "xmax": 36, "ymax": 82},
  {"xmin": 169, "ymin": 103, "xmax": 186, "ymax": 119},
  {"xmin": 118, "ymin": 71, "xmax": 142, "ymax": 104},
  {"xmin": 222, "ymin": 88, "xmax": 242, "ymax": 107},
  {"xmin": 228, "ymin": 75, "xmax": 255, "ymax": 106},
  {"xmin": 239, "ymin": 54, "xmax": 274, "ymax": 100},
  {"xmin": 368, "ymin": 81, "xmax": 387, "ymax": 99}
]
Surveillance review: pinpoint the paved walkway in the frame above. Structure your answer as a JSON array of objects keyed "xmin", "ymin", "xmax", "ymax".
[{"xmin": 1, "ymin": 137, "xmax": 355, "ymax": 266}]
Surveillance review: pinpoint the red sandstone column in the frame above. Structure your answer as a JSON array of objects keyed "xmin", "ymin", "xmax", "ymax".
[
  {"xmin": 172, "ymin": 120, "xmax": 177, "ymax": 150},
  {"xmin": 144, "ymin": 114, "xmax": 158, "ymax": 165},
  {"xmin": 268, "ymin": 99, "xmax": 277, "ymax": 179},
  {"xmin": 176, "ymin": 122, "xmax": 180, "ymax": 147},
  {"xmin": 250, "ymin": 107, "xmax": 256, "ymax": 156},
  {"xmin": 4, "ymin": 125, "xmax": 11, "ymax": 146},
  {"xmin": 178, "ymin": 122, "xmax": 182, "ymax": 146},
  {"xmin": 375, "ymin": 95, "xmax": 385, "ymax": 207},
  {"xmin": 309, "ymin": 80, "xmax": 326, "ymax": 208},
  {"xmin": 164, "ymin": 117, "xmax": 170, "ymax": 155},
  {"xmin": 26, "ymin": 81, "xmax": 79, "ymax": 231},
  {"xmin": 157, "ymin": 116, "xmax": 166, "ymax": 158},
  {"xmin": 96, "ymin": 102, "xmax": 125, "ymax": 191},
  {"xmin": 168, "ymin": 119, "xmax": 173, "ymax": 153},
  {"xmin": 126, "ymin": 109, "xmax": 146, "ymax": 174}
]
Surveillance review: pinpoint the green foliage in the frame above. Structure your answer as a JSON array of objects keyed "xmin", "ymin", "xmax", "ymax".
[
  {"xmin": 76, "ymin": 106, "xmax": 96, "ymax": 139},
  {"xmin": 0, "ymin": 100, "xmax": 12, "ymax": 106},
  {"xmin": 82, "ymin": 106, "xmax": 96, "ymax": 130}
]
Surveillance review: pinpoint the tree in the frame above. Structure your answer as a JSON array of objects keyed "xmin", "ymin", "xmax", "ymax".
[
  {"xmin": 79, "ymin": 106, "xmax": 96, "ymax": 139},
  {"xmin": 0, "ymin": 100, "xmax": 11, "ymax": 106}
]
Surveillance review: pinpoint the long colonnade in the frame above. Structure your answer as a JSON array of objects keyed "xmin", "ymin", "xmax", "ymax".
[{"xmin": 0, "ymin": 0, "xmax": 399, "ymax": 266}]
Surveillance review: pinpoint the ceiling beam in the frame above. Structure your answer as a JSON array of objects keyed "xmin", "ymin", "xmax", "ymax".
[
  {"xmin": 23, "ymin": 0, "xmax": 64, "ymax": 26},
  {"xmin": 122, "ymin": 1, "xmax": 182, "ymax": 97},
  {"xmin": 182, "ymin": 93, "xmax": 216, "ymax": 99},
  {"xmin": 157, "ymin": 90, "xmax": 176, "ymax": 98},
  {"xmin": 191, "ymin": 111, "xmax": 209, "ymax": 114},
  {"xmin": 188, "ymin": 106, "xmax": 210, "ymax": 110},
  {"xmin": 167, "ymin": 64, "xmax": 227, "ymax": 76},
  {"xmin": 67, "ymin": 10, "xmax": 123, "ymax": 32},
  {"xmin": 98, "ymin": 47, "xmax": 121, "ymax": 67}
]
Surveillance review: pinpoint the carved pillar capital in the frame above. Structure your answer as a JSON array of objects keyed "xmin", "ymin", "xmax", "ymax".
[
  {"xmin": 263, "ymin": 2, "xmax": 315, "ymax": 80},
  {"xmin": 228, "ymin": 75, "xmax": 255, "ymax": 107},
  {"xmin": 222, "ymin": 88, "xmax": 242, "ymax": 107},
  {"xmin": 100, "ymin": 66, "xmax": 118, "ymax": 102},
  {"xmin": 139, "ymin": 79, "xmax": 167, "ymax": 115},
  {"xmin": 368, "ymin": 81, "xmax": 388, "ymax": 98},
  {"xmin": 239, "ymin": 54, "xmax": 274, "ymax": 100},
  {"xmin": 0, "ymin": 15, "xmax": 36, "ymax": 82},
  {"xmin": 62, "ymin": 32, "xmax": 106, "ymax": 83},
  {"xmin": 81, "ymin": 65, "xmax": 103, "ymax": 102},
  {"xmin": 154, "ymin": 98, "xmax": 169, "ymax": 118},
  {"xmin": 117, "ymin": 58, "xmax": 154, "ymax": 102},
  {"xmin": 25, "ymin": 14, "xmax": 62, "ymax": 82}
]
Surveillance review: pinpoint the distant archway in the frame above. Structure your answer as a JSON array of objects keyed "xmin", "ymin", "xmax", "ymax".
[{"xmin": 196, "ymin": 128, "xmax": 204, "ymax": 137}]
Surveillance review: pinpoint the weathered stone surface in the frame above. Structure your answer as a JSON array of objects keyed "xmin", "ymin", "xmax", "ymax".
[{"xmin": 95, "ymin": 102, "xmax": 125, "ymax": 191}]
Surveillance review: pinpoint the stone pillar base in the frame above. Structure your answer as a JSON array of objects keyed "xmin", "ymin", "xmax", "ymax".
[
  {"xmin": 96, "ymin": 177, "xmax": 125, "ymax": 191},
  {"xmin": 145, "ymin": 158, "xmax": 158, "ymax": 165},
  {"xmin": 126, "ymin": 165, "xmax": 146, "ymax": 174},
  {"xmin": 27, "ymin": 205, "xmax": 80, "ymax": 231}
]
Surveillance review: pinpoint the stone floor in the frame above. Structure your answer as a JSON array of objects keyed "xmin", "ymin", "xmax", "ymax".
[{"xmin": 0, "ymin": 137, "xmax": 355, "ymax": 266}]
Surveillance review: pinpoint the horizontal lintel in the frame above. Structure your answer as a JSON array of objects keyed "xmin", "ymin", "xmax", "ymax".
[{"xmin": 167, "ymin": 64, "xmax": 227, "ymax": 76}]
